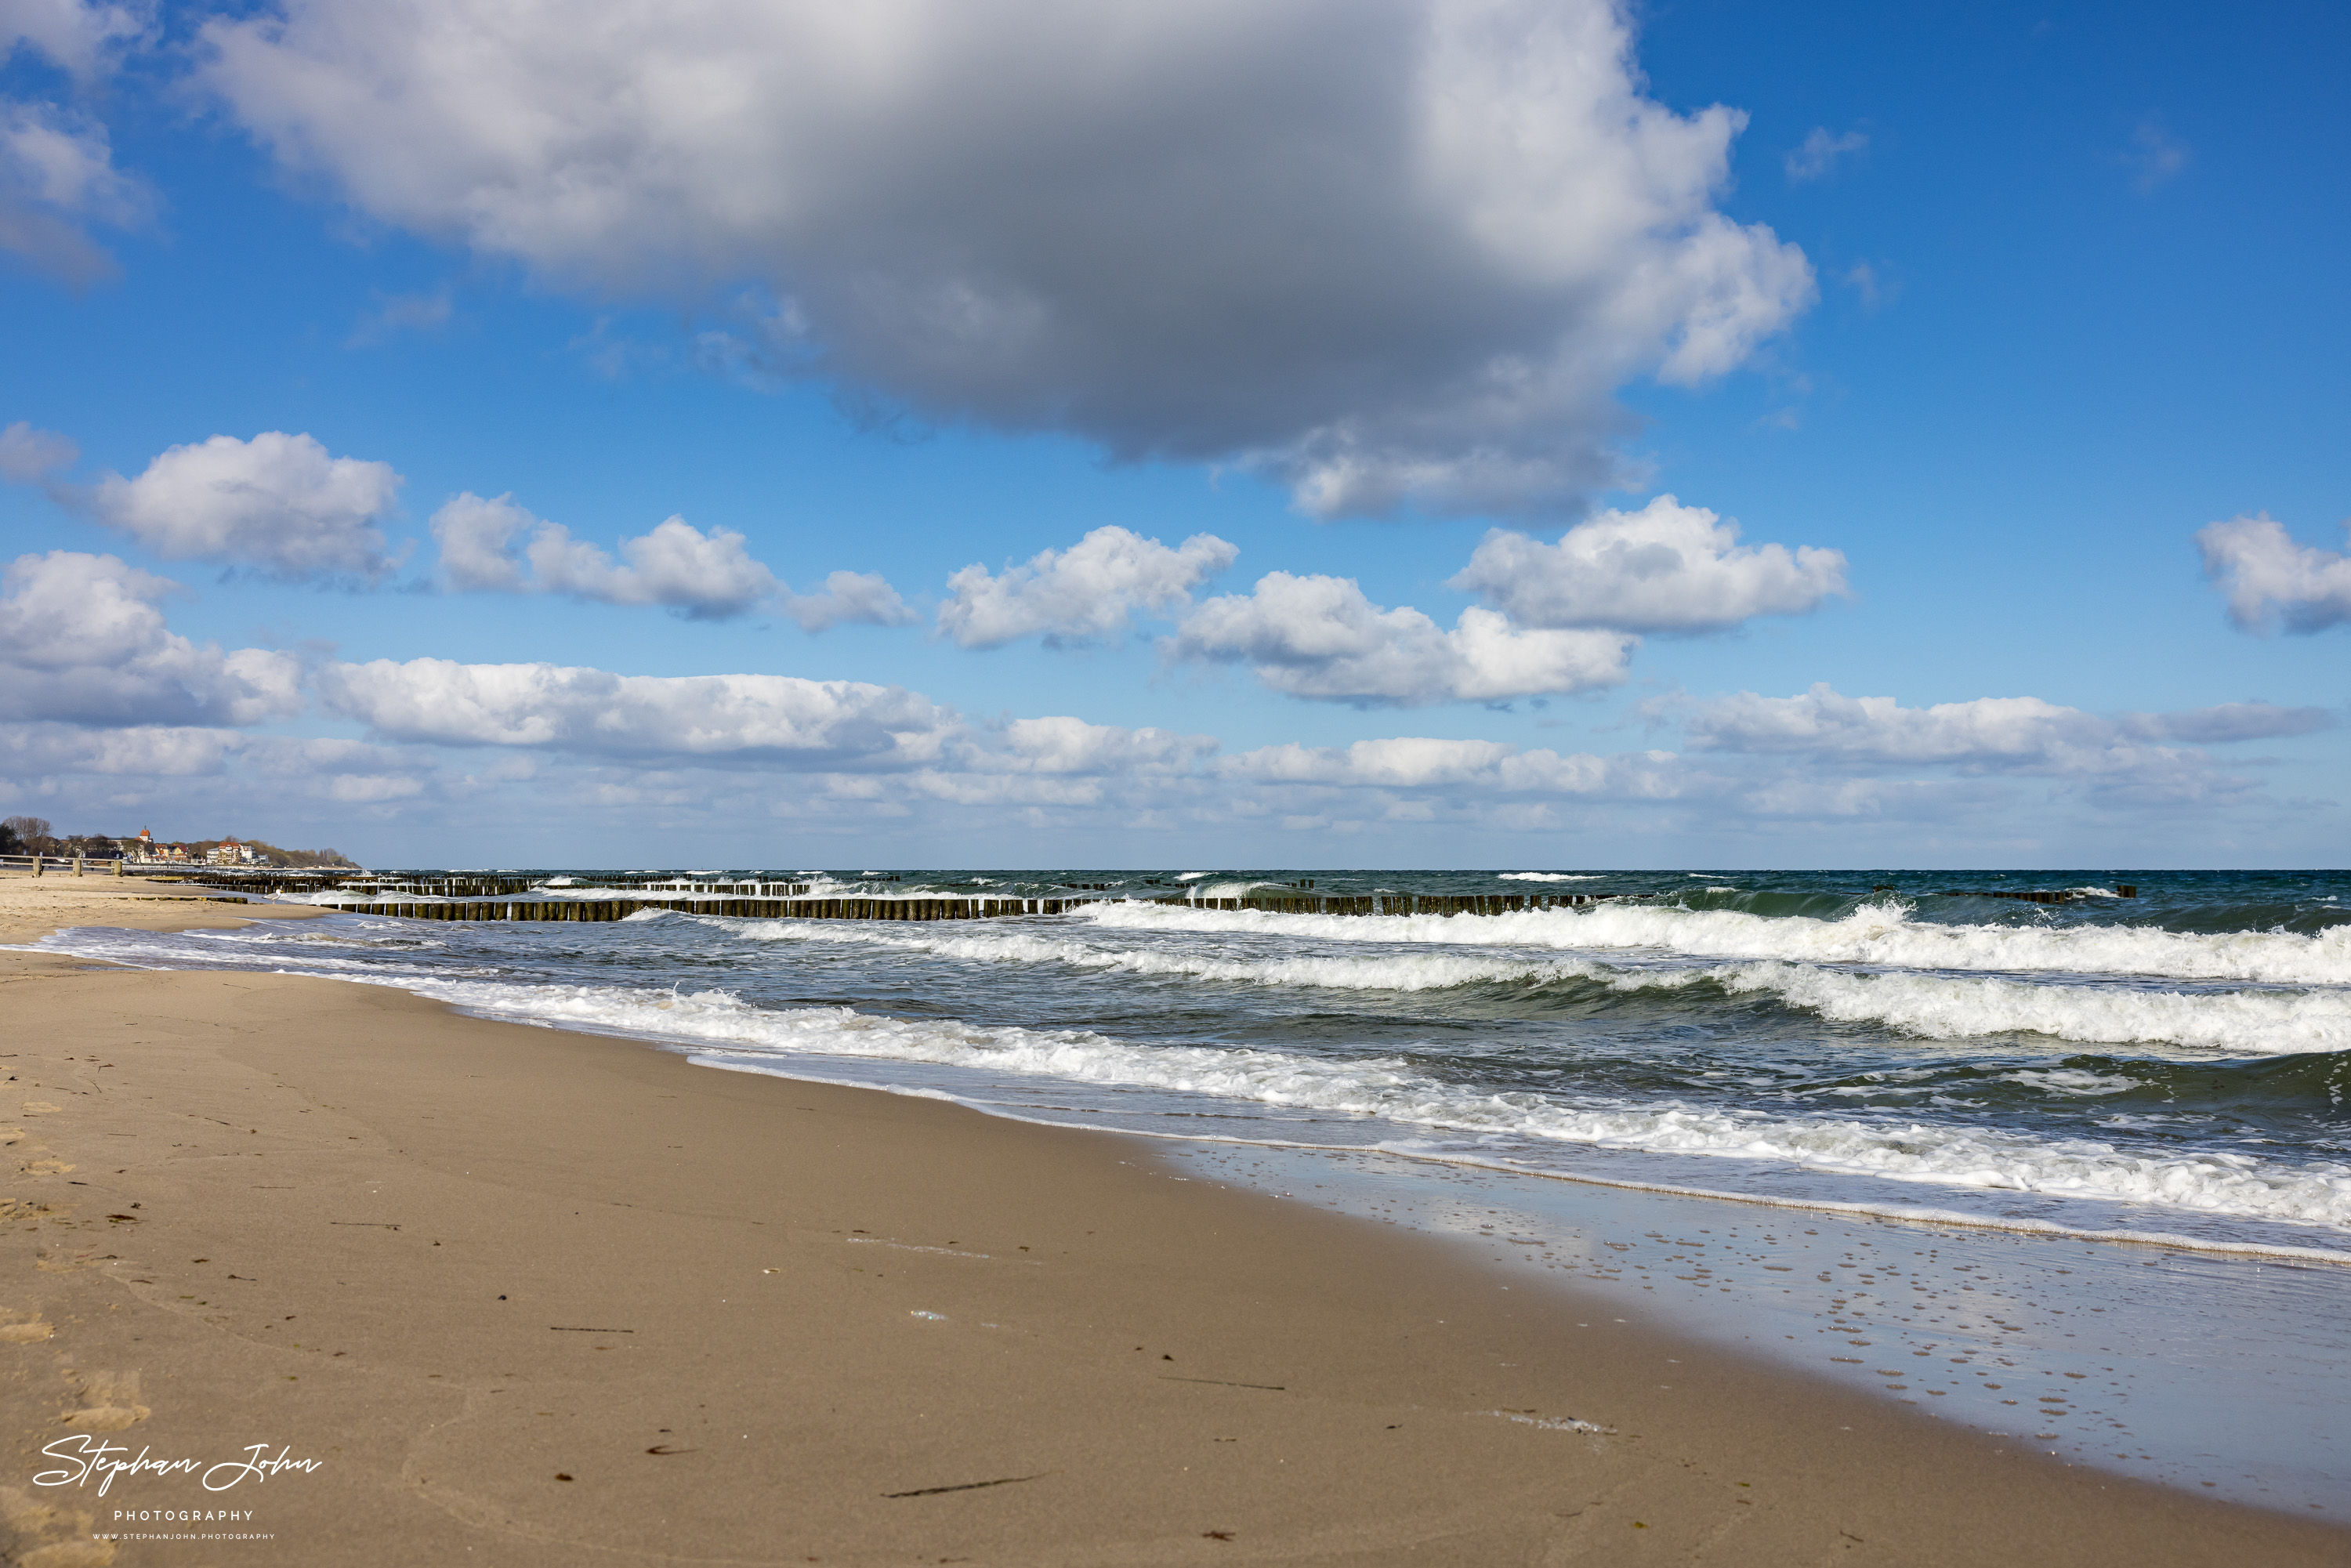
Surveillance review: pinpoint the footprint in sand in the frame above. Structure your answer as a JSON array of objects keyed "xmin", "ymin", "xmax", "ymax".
[
  {"xmin": 0, "ymin": 1315, "xmax": 55, "ymax": 1344},
  {"xmin": 22, "ymin": 1160, "xmax": 73, "ymax": 1175},
  {"xmin": 60, "ymin": 1371, "xmax": 150, "ymax": 1432},
  {"xmin": 21, "ymin": 1103, "xmax": 63, "ymax": 1116}
]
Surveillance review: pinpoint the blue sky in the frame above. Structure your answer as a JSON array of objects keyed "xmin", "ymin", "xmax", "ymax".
[{"xmin": 2, "ymin": 0, "xmax": 2345, "ymax": 867}]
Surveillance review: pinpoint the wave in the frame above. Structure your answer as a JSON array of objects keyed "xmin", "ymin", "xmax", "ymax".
[
  {"xmin": 1498, "ymin": 872, "xmax": 1601, "ymax": 882},
  {"xmin": 1081, "ymin": 899, "xmax": 2351, "ymax": 986},
  {"xmin": 335, "ymin": 973, "xmax": 2351, "ymax": 1233},
  {"xmin": 710, "ymin": 914, "xmax": 2351, "ymax": 1056}
]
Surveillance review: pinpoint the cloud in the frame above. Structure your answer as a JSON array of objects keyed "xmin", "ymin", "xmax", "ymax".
[
  {"xmin": 2, "ymin": 0, "xmax": 144, "ymax": 78},
  {"xmin": 315, "ymin": 657, "xmax": 958, "ymax": 765},
  {"xmin": 2125, "ymin": 119, "xmax": 2189, "ymax": 192},
  {"xmin": 525, "ymin": 515, "xmax": 781, "ymax": 619},
  {"xmin": 432, "ymin": 490, "xmax": 903, "ymax": 625},
  {"xmin": 1676, "ymin": 683, "xmax": 2322, "ymax": 807},
  {"xmin": 2136, "ymin": 702, "xmax": 2333, "ymax": 745},
  {"xmin": 346, "ymin": 284, "xmax": 453, "ymax": 346},
  {"xmin": 1841, "ymin": 261, "xmax": 1892, "ymax": 313},
  {"xmin": 83, "ymin": 431, "xmax": 401, "ymax": 581},
  {"xmin": 939, "ymin": 525, "xmax": 1236, "ymax": 648},
  {"xmin": 1451, "ymin": 494, "xmax": 1846, "ymax": 633},
  {"xmin": 1172, "ymin": 571, "xmax": 1635, "ymax": 705},
  {"xmin": 201, "ymin": 0, "xmax": 1812, "ymax": 517},
  {"xmin": 781, "ymin": 570, "xmax": 915, "ymax": 633},
  {"xmin": 1784, "ymin": 126, "xmax": 1866, "ymax": 183},
  {"xmin": 994, "ymin": 715, "xmax": 1216, "ymax": 775},
  {"xmin": 1224, "ymin": 733, "xmax": 1612, "ymax": 791},
  {"xmin": 0, "ymin": 418, "xmax": 77, "ymax": 481},
  {"xmin": 2196, "ymin": 512, "xmax": 2351, "ymax": 634},
  {"xmin": 0, "ymin": 97, "xmax": 150, "ymax": 284},
  {"xmin": 0, "ymin": 550, "xmax": 304, "ymax": 726},
  {"xmin": 0, "ymin": 721, "xmax": 244, "ymax": 779}
]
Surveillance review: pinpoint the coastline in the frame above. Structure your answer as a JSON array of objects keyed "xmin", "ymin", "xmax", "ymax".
[{"xmin": 4, "ymin": 878, "xmax": 2344, "ymax": 1564}]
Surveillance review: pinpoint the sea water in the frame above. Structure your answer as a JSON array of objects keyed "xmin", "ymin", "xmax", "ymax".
[{"xmin": 35, "ymin": 866, "xmax": 2351, "ymax": 1512}]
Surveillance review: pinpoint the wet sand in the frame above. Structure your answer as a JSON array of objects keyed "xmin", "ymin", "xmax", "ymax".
[{"xmin": 2, "ymin": 875, "xmax": 2343, "ymax": 1565}]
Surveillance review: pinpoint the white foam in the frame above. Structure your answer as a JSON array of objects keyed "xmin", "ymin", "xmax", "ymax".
[
  {"xmin": 361, "ymin": 975, "xmax": 2351, "ymax": 1232},
  {"xmin": 1498, "ymin": 872, "xmax": 1601, "ymax": 882},
  {"xmin": 1081, "ymin": 899, "xmax": 2351, "ymax": 987},
  {"xmin": 712, "ymin": 915, "xmax": 2351, "ymax": 1056}
]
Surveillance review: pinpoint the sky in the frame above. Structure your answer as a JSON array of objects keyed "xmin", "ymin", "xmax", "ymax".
[{"xmin": 2, "ymin": 0, "xmax": 2346, "ymax": 869}]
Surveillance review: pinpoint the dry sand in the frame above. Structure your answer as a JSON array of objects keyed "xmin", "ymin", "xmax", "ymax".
[{"xmin": 2, "ymin": 874, "xmax": 2342, "ymax": 1566}]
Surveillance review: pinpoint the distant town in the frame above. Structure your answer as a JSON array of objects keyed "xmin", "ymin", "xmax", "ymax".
[{"xmin": 1, "ymin": 815, "xmax": 356, "ymax": 870}]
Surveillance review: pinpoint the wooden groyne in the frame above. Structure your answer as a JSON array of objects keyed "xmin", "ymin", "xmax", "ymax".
[
  {"xmin": 323, "ymin": 890, "xmax": 1621, "ymax": 923},
  {"xmin": 1156, "ymin": 892, "xmax": 1617, "ymax": 914},
  {"xmin": 1893, "ymin": 885, "xmax": 2139, "ymax": 904},
  {"xmin": 324, "ymin": 896, "xmax": 1102, "ymax": 922}
]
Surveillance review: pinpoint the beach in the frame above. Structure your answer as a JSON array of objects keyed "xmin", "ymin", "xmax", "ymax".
[{"xmin": 1, "ymin": 875, "xmax": 2344, "ymax": 1564}]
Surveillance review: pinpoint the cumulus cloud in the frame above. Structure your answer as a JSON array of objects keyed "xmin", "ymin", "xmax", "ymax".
[
  {"xmin": 1172, "ymin": 571, "xmax": 1635, "ymax": 704},
  {"xmin": 0, "ymin": 418, "xmax": 76, "ymax": 481},
  {"xmin": 1784, "ymin": 126, "xmax": 1866, "ymax": 183},
  {"xmin": 939, "ymin": 526, "xmax": 1235, "ymax": 649},
  {"xmin": 315, "ymin": 657, "xmax": 957, "ymax": 766},
  {"xmin": 2197, "ymin": 513, "xmax": 2351, "ymax": 633},
  {"xmin": 0, "ymin": 97, "xmax": 150, "ymax": 283},
  {"xmin": 83, "ymin": 431, "xmax": 401, "ymax": 581},
  {"xmin": 432, "ymin": 490, "xmax": 906, "ymax": 626},
  {"xmin": 202, "ymin": 0, "xmax": 1812, "ymax": 517},
  {"xmin": 0, "ymin": 550, "xmax": 304, "ymax": 726},
  {"xmin": 1451, "ymin": 494, "xmax": 1846, "ymax": 632}
]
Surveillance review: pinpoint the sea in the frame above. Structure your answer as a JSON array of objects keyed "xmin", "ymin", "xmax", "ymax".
[{"xmin": 34, "ymin": 867, "xmax": 2351, "ymax": 1514}]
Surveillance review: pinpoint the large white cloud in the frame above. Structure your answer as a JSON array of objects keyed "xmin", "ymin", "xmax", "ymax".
[
  {"xmin": 315, "ymin": 657, "xmax": 958, "ymax": 766},
  {"xmin": 2197, "ymin": 513, "xmax": 2351, "ymax": 634},
  {"xmin": 1172, "ymin": 571, "xmax": 1635, "ymax": 704},
  {"xmin": 0, "ymin": 550, "xmax": 305, "ymax": 726},
  {"xmin": 85, "ymin": 432, "xmax": 401, "ymax": 581},
  {"xmin": 432, "ymin": 490, "xmax": 910, "ymax": 627},
  {"xmin": 939, "ymin": 525, "xmax": 1235, "ymax": 649},
  {"xmin": 1451, "ymin": 494, "xmax": 1846, "ymax": 632},
  {"xmin": 201, "ymin": 0, "xmax": 1812, "ymax": 517}
]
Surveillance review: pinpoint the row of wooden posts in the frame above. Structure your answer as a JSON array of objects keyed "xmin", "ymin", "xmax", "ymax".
[
  {"xmin": 321, "ymin": 889, "xmax": 1636, "ymax": 923},
  {"xmin": 324, "ymin": 896, "xmax": 1105, "ymax": 922}
]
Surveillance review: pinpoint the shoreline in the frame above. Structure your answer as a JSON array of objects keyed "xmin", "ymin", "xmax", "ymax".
[{"xmin": 4, "ymin": 876, "xmax": 2345, "ymax": 1564}]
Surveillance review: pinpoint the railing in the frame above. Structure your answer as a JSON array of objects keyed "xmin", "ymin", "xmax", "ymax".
[{"xmin": 1, "ymin": 852, "xmax": 127, "ymax": 875}]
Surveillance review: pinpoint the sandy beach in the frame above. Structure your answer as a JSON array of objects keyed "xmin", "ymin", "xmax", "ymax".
[{"xmin": 2, "ymin": 875, "xmax": 2343, "ymax": 1566}]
